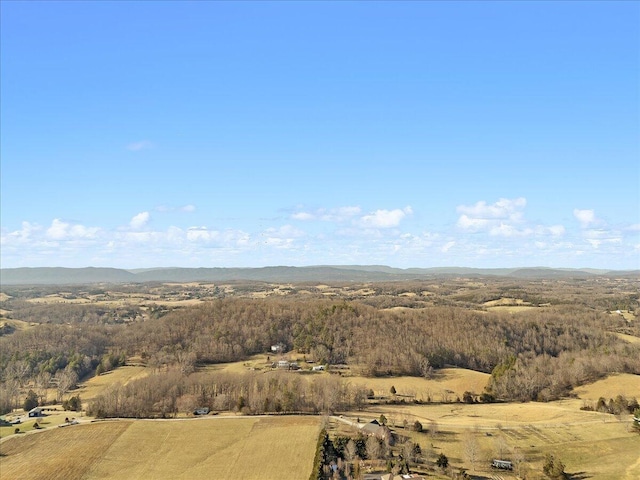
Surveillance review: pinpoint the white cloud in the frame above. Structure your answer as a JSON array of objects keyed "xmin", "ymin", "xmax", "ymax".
[
  {"xmin": 291, "ymin": 206, "xmax": 361, "ymax": 222},
  {"xmin": 441, "ymin": 241, "xmax": 455, "ymax": 253},
  {"xmin": 457, "ymin": 197, "xmax": 526, "ymax": 220},
  {"xmin": 547, "ymin": 225, "xmax": 566, "ymax": 236},
  {"xmin": 456, "ymin": 198, "xmax": 568, "ymax": 239},
  {"xmin": 573, "ymin": 209, "xmax": 598, "ymax": 228},
  {"xmin": 359, "ymin": 206, "xmax": 413, "ymax": 228},
  {"xmin": 291, "ymin": 212, "xmax": 315, "ymax": 221},
  {"xmin": 1, "ymin": 222, "xmax": 41, "ymax": 244},
  {"xmin": 186, "ymin": 227, "xmax": 219, "ymax": 242},
  {"xmin": 156, "ymin": 204, "xmax": 196, "ymax": 213},
  {"xmin": 457, "ymin": 215, "xmax": 491, "ymax": 231},
  {"xmin": 130, "ymin": 212, "xmax": 150, "ymax": 230},
  {"xmin": 489, "ymin": 223, "xmax": 533, "ymax": 237},
  {"xmin": 46, "ymin": 219, "xmax": 100, "ymax": 240},
  {"xmin": 126, "ymin": 140, "xmax": 153, "ymax": 151},
  {"xmin": 457, "ymin": 198, "xmax": 527, "ymax": 232}
]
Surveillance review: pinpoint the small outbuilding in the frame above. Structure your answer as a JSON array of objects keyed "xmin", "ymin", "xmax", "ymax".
[
  {"xmin": 492, "ymin": 459, "xmax": 513, "ymax": 470},
  {"xmin": 28, "ymin": 407, "xmax": 44, "ymax": 418}
]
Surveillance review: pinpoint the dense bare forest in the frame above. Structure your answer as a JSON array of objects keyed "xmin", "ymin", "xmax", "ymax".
[{"xmin": 1, "ymin": 276, "xmax": 638, "ymax": 415}]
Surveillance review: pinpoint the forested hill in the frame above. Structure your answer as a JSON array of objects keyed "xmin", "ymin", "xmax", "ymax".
[{"xmin": 1, "ymin": 265, "xmax": 636, "ymax": 285}]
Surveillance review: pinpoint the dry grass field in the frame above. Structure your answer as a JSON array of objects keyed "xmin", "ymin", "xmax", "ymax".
[
  {"xmin": 615, "ymin": 332, "xmax": 640, "ymax": 345},
  {"xmin": 572, "ymin": 372, "xmax": 640, "ymax": 400},
  {"xmin": 0, "ymin": 422, "xmax": 131, "ymax": 480},
  {"xmin": 347, "ymin": 368, "xmax": 490, "ymax": 401},
  {"xmin": 0, "ymin": 416, "xmax": 320, "ymax": 480},
  {"xmin": 74, "ymin": 365, "xmax": 149, "ymax": 404},
  {"xmin": 343, "ymin": 398, "xmax": 638, "ymax": 479}
]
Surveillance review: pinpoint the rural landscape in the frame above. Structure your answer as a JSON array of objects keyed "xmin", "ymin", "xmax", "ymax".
[
  {"xmin": 1, "ymin": 267, "xmax": 639, "ymax": 480},
  {"xmin": 2, "ymin": 2, "xmax": 638, "ymax": 480}
]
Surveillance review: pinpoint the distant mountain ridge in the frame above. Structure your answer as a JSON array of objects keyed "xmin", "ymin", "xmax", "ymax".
[{"xmin": 1, "ymin": 265, "xmax": 637, "ymax": 285}]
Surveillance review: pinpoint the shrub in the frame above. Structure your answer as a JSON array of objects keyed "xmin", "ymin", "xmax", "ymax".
[
  {"xmin": 436, "ymin": 452, "xmax": 449, "ymax": 468},
  {"xmin": 543, "ymin": 454, "xmax": 567, "ymax": 479},
  {"xmin": 62, "ymin": 395, "xmax": 82, "ymax": 412}
]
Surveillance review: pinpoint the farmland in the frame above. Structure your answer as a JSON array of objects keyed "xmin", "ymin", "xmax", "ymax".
[{"xmin": 0, "ymin": 416, "xmax": 321, "ymax": 480}]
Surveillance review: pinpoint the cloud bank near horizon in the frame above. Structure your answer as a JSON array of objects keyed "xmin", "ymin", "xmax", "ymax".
[{"xmin": 2, "ymin": 198, "xmax": 638, "ymax": 270}]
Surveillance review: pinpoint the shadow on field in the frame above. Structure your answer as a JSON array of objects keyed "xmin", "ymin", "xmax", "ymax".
[{"xmin": 569, "ymin": 472, "xmax": 591, "ymax": 479}]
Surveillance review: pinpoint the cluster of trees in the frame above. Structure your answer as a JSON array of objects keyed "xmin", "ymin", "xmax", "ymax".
[
  {"xmin": 581, "ymin": 395, "xmax": 640, "ymax": 416},
  {"xmin": 311, "ymin": 429, "xmax": 426, "ymax": 480},
  {"xmin": 87, "ymin": 368, "xmax": 360, "ymax": 418},
  {"xmin": 0, "ymin": 323, "xmax": 115, "ymax": 412},
  {"xmin": 1, "ymin": 301, "xmax": 142, "ymax": 325}
]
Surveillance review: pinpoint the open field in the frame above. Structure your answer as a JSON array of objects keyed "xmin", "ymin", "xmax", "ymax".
[
  {"xmin": 341, "ymin": 399, "xmax": 639, "ymax": 479},
  {"xmin": 610, "ymin": 310, "xmax": 637, "ymax": 322},
  {"xmin": 74, "ymin": 365, "xmax": 149, "ymax": 404},
  {"xmin": 0, "ymin": 318, "xmax": 34, "ymax": 332},
  {"xmin": 0, "ymin": 416, "xmax": 321, "ymax": 480},
  {"xmin": 615, "ymin": 332, "xmax": 640, "ymax": 345},
  {"xmin": 483, "ymin": 297, "xmax": 539, "ymax": 313},
  {"xmin": 346, "ymin": 368, "xmax": 490, "ymax": 401},
  {"xmin": 572, "ymin": 373, "xmax": 640, "ymax": 400},
  {"xmin": 200, "ymin": 359, "xmax": 490, "ymax": 401}
]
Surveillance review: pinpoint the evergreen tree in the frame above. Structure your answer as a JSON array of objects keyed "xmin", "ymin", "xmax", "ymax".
[{"xmin": 23, "ymin": 390, "xmax": 38, "ymax": 411}]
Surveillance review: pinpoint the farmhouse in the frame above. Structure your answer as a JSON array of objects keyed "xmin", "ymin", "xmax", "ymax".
[{"xmin": 360, "ymin": 420, "xmax": 393, "ymax": 443}]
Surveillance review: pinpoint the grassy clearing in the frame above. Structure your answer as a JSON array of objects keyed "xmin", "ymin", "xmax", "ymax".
[
  {"xmin": 75, "ymin": 365, "xmax": 149, "ymax": 404},
  {"xmin": 349, "ymin": 400, "xmax": 613, "ymax": 429},
  {"xmin": 610, "ymin": 310, "xmax": 637, "ymax": 322},
  {"xmin": 346, "ymin": 368, "xmax": 490, "ymax": 401},
  {"xmin": 0, "ymin": 416, "xmax": 320, "ymax": 480},
  {"xmin": 0, "ymin": 319, "xmax": 33, "ymax": 332},
  {"xmin": 483, "ymin": 297, "xmax": 532, "ymax": 307},
  {"xmin": 199, "ymin": 353, "xmax": 275, "ymax": 374},
  {"xmin": 615, "ymin": 332, "xmax": 640, "ymax": 345},
  {"xmin": 486, "ymin": 305, "xmax": 538, "ymax": 313},
  {"xmin": 572, "ymin": 373, "xmax": 640, "ymax": 400}
]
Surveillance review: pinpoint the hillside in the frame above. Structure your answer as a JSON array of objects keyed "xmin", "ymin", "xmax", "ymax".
[{"xmin": 2, "ymin": 265, "xmax": 633, "ymax": 285}]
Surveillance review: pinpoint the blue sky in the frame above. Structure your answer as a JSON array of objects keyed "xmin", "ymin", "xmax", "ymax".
[{"xmin": 1, "ymin": 1, "xmax": 639, "ymax": 269}]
